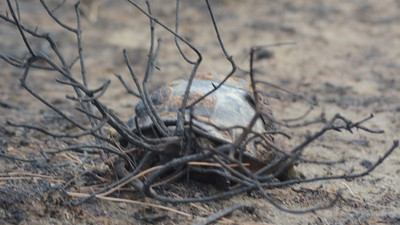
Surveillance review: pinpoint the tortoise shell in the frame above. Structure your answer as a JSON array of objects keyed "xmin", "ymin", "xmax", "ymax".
[{"xmin": 129, "ymin": 73, "xmax": 294, "ymax": 175}]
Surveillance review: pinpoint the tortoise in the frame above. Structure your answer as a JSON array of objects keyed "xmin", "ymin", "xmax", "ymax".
[{"xmin": 119, "ymin": 72, "xmax": 303, "ymax": 187}]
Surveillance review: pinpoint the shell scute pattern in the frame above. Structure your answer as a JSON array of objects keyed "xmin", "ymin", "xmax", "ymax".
[{"xmin": 130, "ymin": 73, "xmax": 302, "ymax": 179}]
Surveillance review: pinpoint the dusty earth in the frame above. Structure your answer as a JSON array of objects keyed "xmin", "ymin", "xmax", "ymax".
[{"xmin": 0, "ymin": 0, "xmax": 400, "ymax": 224}]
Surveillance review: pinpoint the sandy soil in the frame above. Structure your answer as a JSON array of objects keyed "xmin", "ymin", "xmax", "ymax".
[{"xmin": 0, "ymin": 0, "xmax": 399, "ymax": 224}]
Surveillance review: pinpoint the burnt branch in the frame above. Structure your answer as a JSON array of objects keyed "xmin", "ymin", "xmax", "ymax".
[
  {"xmin": 6, "ymin": 0, "xmax": 35, "ymax": 56},
  {"xmin": 0, "ymin": 152, "xmax": 45, "ymax": 163},
  {"xmin": 185, "ymin": 0, "xmax": 236, "ymax": 110},
  {"xmin": 114, "ymin": 73, "xmax": 140, "ymax": 97},
  {"xmin": 191, "ymin": 203, "xmax": 243, "ymax": 225},
  {"xmin": 174, "ymin": 0, "xmax": 196, "ymax": 64}
]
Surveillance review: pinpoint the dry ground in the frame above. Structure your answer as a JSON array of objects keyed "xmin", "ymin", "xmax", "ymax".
[{"xmin": 0, "ymin": 0, "xmax": 399, "ymax": 224}]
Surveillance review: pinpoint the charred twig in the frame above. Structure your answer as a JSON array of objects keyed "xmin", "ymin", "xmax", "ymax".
[
  {"xmin": 191, "ymin": 203, "xmax": 243, "ymax": 225},
  {"xmin": 125, "ymin": 0, "xmax": 203, "ymax": 136},
  {"xmin": 114, "ymin": 73, "xmax": 140, "ymax": 97},
  {"xmin": 282, "ymin": 106, "xmax": 315, "ymax": 123},
  {"xmin": 256, "ymin": 82, "xmax": 316, "ymax": 106},
  {"xmin": 6, "ymin": 0, "xmax": 35, "ymax": 56},
  {"xmin": 0, "ymin": 99, "xmax": 19, "ymax": 109},
  {"xmin": 40, "ymin": 0, "xmax": 76, "ymax": 32},
  {"xmin": 6, "ymin": 119, "xmax": 108, "ymax": 139},
  {"xmin": 257, "ymin": 186, "xmax": 340, "ymax": 214},
  {"xmin": 0, "ymin": 152, "xmax": 43, "ymax": 163},
  {"xmin": 260, "ymin": 140, "xmax": 398, "ymax": 188},
  {"xmin": 185, "ymin": 0, "xmax": 236, "ymax": 110},
  {"xmin": 174, "ymin": 0, "xmax": 196, "ymax": 64},
  {"xmin": 72, "ymin": 152, "xmax": 156, "ymax": 205},
  {"xmin": 141, "ymin": 1, "xmax": 170, "ymax": 137}
]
